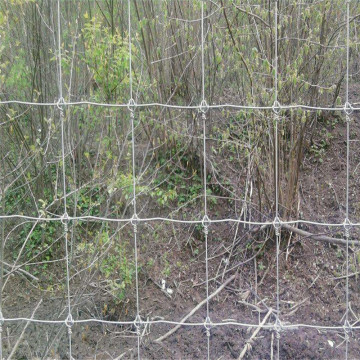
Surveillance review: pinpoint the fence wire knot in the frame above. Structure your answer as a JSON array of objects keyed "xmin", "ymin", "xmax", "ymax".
[
  {"xmin": 343, "ymin": 218, "xmax": 351, "ymax": 238},
  {"xmin": 344, "ymin": 102, "xmax": 353, "ymax": 116},
  {"xmin": 273, "ymin": 217, "xmax": 281, "ymax": 236},
  {"xmin": 272, "ymin": 101, "xmax": 281, "ymax": 115},
  {"xmin": 131, "ymin": 213, "xmax": 139, "ymax": 233},
  {"xmin": 127, "ymin": 98, "xmax": 136, "ymax": 112},
  {"xmin": 65, "ymin": 313, "xmax": 74, "ymax": 334},
  {"xmin": 274, "ymin": 318, "xmax": 283, "ymax": 339},
  {"xmin": 204, "ymin": 316, "xmax": 212, "ymax": 337},
  {"xmin": 0, "ymin": 310, "xmax": 4, "ymax": 331},
  {"xmin": 199, "ymin": 99, "xmax": 209, "ymax": 114},
  {"xmin": 61, "ymin": 212, "xmax": 70, "ymax": 233},
  {"xmin": 343, "ymin": 319, "xmax": 352, "ymax": 341},
  {"xmin": 56, "ymin": 96, "xmax": 65, "ymax": 110},
  {"xmin": 134, "ymin": 314, "xmax": 142, "ymax": 336},
  {"xmin": 202, "ymin": 215, "xmax": 211, "ymax": 235}
]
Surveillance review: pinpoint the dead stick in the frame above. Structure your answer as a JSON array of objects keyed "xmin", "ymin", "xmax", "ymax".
[
  {"xmin": 253, "ymin": 223, "xmax": 359, "ymax": 247},
  {"xmin": 281, "ymin": 223, "xmax": 359, "ymax": 247},
  {"xmin": 3, "ymin": 261, "xmax": 39, "ymax": 282},
  {"xmin": 8, "ymin": 299, "xmax": 43, "ymax": 360},
  {"xmin": 155, "ymin": 273, "xmax": 237, "ymax": 342},
  {"xmin": 333, "ymin": 271, "xmax": 360, "ymax": 280},
  {"xmin": 238, "ymin": 308, "xmax": 273, "ymax": 360}
]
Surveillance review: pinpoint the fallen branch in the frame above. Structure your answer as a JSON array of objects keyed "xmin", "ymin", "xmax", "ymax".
[
  {"xmin": 333, "ymin": 271, "xmax": 360, "ymax": 280},
  {"xmin": 281, "ymin": 223, "xmax": 359, "ymax": 247},
  {"xmin": 155, "ymin": 273, "xmax": 237, "ymax": 343},
  {"xmin": 238, "ymin": 307, "xmax": 273, "ymax": 360},
  {"xmin": 3, "ymin": 261, "xmax": 39, "ymax": 282},
  {"xmin": 283, "ymin": 297, "xmax": 309, "ymax": 318},
  {"xmin": 252, "ymin": 223, "xmax": 360, "ymax": 247}
]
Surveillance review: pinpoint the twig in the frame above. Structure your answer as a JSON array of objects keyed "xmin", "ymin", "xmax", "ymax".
[
  {"xmin": 333, "ymin": 271, "xmax": 360, "ymax": 280},
  {"xmin": 3, "ymin": 261, "xmax": 39, "ymax": 282},
  {"xmin": 113, "ymin": 348, "xmax": 133, "ymax": 360},
  {"xmin": 238, "ymin": 300, "xmax": 266, "ymax": 313},
  {"xmin": 8, "ymin": 299, "xmax": 43, "ymax": 360},
  {"xmin": 232, "ymin": 3, "xmax": 270, "ymax": 28},
  {"xmin": 155, "ymin": 273, "xmax": 237, "ymax": 342},
  {"xmin": 258, "ymin": 261, "xmax": 271, "ymax": 287},
  {"xmin": 283, "ymin": 297, "xmax": 309, "ymax": 317},
  {"xmin": 308, "ymin": 274, "xmax": 320, "ymax": 289},
  {"xmin": 238, "ymin": 308, "xmax": 273, "ymax": 359}
]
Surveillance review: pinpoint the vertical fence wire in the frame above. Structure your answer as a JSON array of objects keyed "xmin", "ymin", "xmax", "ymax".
[
  {"xmin": 56, "ymin": 1, "xmax": 73, "ymax": 358},
  {"xmin": 344, "ymin": 1, "xmax": 352, "ymax": 359},
  {"xmin": 272, "ymin": 1, "xmax": 282, "ymax": 359},
  {"xmin": 128, "ymin": 1, "xmax": 141, "ymax": 358},
  {"xmin": 200, "ymin": 1, "xmax": 211, "ymax": 359}
]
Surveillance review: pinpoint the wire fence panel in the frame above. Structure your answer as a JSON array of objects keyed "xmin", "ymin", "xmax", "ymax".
[{"xmin": 0, "ymin": 0, "xmax": 359, "ymax": 359}]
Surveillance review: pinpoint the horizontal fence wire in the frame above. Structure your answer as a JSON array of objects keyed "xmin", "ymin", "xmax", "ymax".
[
  {"xmin": 0, "ymin": 100, "xmax": 358, "ymax": 112},
  {"xmin": 2, "ymin": 317, "xmax": 360, "ymax": 330},
  {"xmin": 1, "ymin": 215, "xmax": 360, "ymax": 227}
]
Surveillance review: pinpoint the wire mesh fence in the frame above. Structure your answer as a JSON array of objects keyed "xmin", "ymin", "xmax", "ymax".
[{"xmin": 0, "ymin": 0, "xmax": 359, "ymax": 359}]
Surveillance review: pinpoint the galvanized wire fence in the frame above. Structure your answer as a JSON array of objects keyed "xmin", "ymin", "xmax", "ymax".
[{"xmin": 0, "ymin": 0, "xmax": 359, "ymax": 359}]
